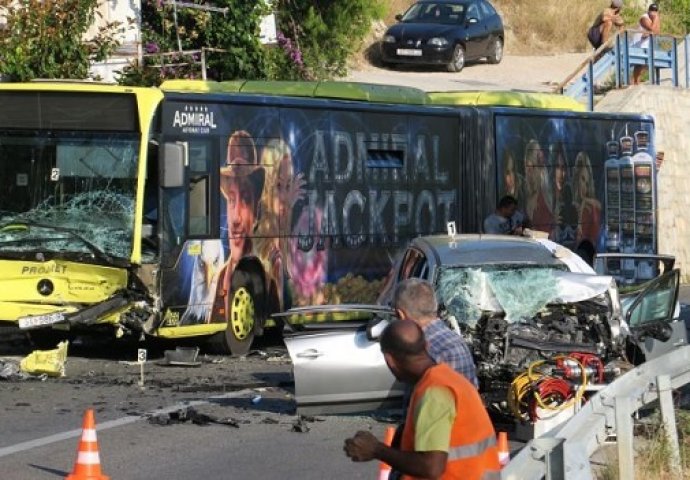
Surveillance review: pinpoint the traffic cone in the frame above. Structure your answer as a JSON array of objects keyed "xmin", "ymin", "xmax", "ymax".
[
  {"xmin": 377, "ymin": 426, "xmax": 396, "ymax": 480},
  {"xmin": 497, "ymin": 431, "xmax": 510, "ymax": 468},
  {"xmin": 66, "ymin": 409, "xmax": 110, "ymax": 480}
]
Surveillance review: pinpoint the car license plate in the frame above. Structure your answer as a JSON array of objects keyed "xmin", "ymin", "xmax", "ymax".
[
  {"xmin": 18, "ymin": 312, "xmax": 65, "ymax": 330},
  {"xmin": 396, "ymin": 48, "xmax": 422, "ymax": 57}
]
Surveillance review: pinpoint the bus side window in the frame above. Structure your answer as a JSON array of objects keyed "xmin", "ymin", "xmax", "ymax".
[
  {"xmin": 189, "ymin": 174, "xmax": 209, "ymax": 236},
  {"xmin": 187, "ymin": 141, "xmax": 212, "ymax": 237}
]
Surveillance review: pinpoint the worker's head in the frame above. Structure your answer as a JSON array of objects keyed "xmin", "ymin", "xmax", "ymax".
[
  {"xmin": 392, "ymin": 278, "xmax": 438, "ymax": 325},
  {"xmin": 611, "ymin": 0, "xmax": 623, "ymax": 10},
  {"xmin": 648, "ymin": 3, "xmax": 659, "ymax": 17},
  {"xmin": 380, "ymin": 320, "xmax": 430, "ymax": 382},
  {"xmin": 497, "ymin": 194, "xmax": 518, "ymax": 219}
]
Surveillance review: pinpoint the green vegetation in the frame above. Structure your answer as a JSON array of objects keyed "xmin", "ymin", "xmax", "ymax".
[
  {"xmin": 0, "ymin": 0, "xmax": 685, "ymax": 83},
  {"xmin": 0, "ymin": 0, "xmax": 124, "ymax": 81}
]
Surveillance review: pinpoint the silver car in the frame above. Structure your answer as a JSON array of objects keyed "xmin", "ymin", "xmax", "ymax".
[{"xmin": 281, "ymin": 235, "xmax": 681, "ymax": 415}]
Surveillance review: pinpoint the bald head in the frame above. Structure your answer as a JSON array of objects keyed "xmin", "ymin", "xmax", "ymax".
[{"xmin": 380, "ymin": 320, "xmax": 426, "ymax": 358}]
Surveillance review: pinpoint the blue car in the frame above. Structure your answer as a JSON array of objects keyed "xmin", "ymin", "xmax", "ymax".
[{"xmin": 380, "ymin": 0, "xmax": 504, "ymax": 72}]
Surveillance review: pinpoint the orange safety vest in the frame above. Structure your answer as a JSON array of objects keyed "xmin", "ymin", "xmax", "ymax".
[{"xmin": 400, "ymin": 363, "xmax": 500, "ymax": 480}]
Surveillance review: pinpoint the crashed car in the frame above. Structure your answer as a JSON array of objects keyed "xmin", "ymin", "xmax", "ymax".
[{"xmin": 280, "ymin": 234, "xmax": 681, "ymax": 416}]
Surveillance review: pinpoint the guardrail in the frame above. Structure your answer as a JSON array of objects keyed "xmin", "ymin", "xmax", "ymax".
[
  {"xmin": 502, "ymin": 344, "xmax": 690, "ymax": 479},
  {"xmin": 556, "ymin": 31, "xmax": 690, "ymax": 111}
]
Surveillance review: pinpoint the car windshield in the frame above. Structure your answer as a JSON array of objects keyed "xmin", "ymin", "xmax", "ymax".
[
  {"xmin": 402, "ymin": 2, "xmax": 466, "ymax": 24},
  {"xmin": 0, "ymin": 130, "xmax": 140, "ymax": 263},
  {"xmin": 437, "ymin": 264, "xmax": 569, "ymax": 327}
]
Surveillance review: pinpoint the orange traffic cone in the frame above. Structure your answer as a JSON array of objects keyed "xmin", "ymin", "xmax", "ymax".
[
  {"xmin": 66, "ymin": 409, "xmax": 110, "ymax": 480},
  {"xmin": 497, "ymin": 431, "xmax": 510, "ymax": 468},
  {"xmin": 377, "ymin": 426, "xmax": 396, "ymax": 480}
]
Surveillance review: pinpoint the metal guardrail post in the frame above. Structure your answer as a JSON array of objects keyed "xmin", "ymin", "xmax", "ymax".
[
  {"xmin": 685, "ymin": 35, "xmax": 690, "ymax": 88},
  {"xmin": 615, "ymin": 35, "xmax": 622, "ymax": 88},
  {"xmin": 615, "ymin": 395, "xmax": 635, "ymax": 480},
  {"xmin": 529, "ymin": 438, "xmax": 566, "ymax": 480},
  {"xmin": 672, "ymin": 37, "xmax": 679, "ymax": 87},
  {"xmin": 648, "ymin": 35, "xmax": 656, "ymax": 85},
  {"xmin": 657, "ymin": 375, "xmax": 682, "ymax": 474},
  {"xmin": 587, "ymin": 61, "xmax": 594, "ymax": 111},
  {"xmin": 623, "ymin": 31, "xmax": 631, "ymax": 86}
]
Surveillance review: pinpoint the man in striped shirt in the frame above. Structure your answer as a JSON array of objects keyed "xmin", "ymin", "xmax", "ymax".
[{"xmin": 393, "ymin": 278, "xmax": 478, "ymax": 388}]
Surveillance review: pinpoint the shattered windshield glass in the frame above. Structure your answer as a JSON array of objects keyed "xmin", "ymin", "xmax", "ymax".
[
  {"xmin": 437, "ymin": 264, "xmax": 567, "ymax": 327},
  {"xmin": 0, "ymin": 131, "xmax": 139, "ymax": 262}
]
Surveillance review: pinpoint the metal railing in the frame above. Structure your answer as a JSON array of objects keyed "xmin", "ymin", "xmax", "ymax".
[
  {"xmin": 502, "ymin": 344, "xmax": 690, "ymax": 480},
  {"xmin": 556, "ymin": 31, "xmax": 690, "ymax": 111}
]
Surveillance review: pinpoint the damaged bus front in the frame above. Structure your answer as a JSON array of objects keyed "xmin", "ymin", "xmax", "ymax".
[{"xmin": 0, "ymin": 84, "xmax": 163, "ymax": 339}]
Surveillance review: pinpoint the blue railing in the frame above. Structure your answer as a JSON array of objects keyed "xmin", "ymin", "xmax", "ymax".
[{"xmin": 556, "ymin": 31, "xmax": 690, "ymax": 111}]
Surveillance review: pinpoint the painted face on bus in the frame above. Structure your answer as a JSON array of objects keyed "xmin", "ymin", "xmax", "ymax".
[
  {"xmin": 274, "ymin": 152, "xmax": 293, "ymax": 227},
  {"xmin": 225, "ymin": 175, "xmax": 257, "ymax": 263},
  {"xmin": 576, "ymin": 167, "xmax": 590, "ymax": 200},
  {"xmin": 503, "ymin": 152, "xmax": 516, "ymax": 196},
  {"xmin": 554, "ymin": 153, "xmax": 567, "ymax": 193},
  {"xmin": 524, "ymin": 142, "xmax": 544, "ymax": 193}
]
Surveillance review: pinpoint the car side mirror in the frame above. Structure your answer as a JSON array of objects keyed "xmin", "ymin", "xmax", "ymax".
[
  {"xmin": 634, "ymin": 322, "xmax": 674, "ymax": 343},
  {"xmin": 395, "ymin": 13, "xmax": 403, "ymax": 21},
  {"xmin": 367, "ymin": 317, "xmax": 391, "ymax": 341},
  {"xmin": 467, "ymin": 17, "xmax": 479, "ymax": 24}
]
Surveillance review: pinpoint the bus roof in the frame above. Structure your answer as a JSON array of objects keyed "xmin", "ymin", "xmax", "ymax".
[
  {"xmin": 425, "ymin": 90, "xmax": 586, "ymax": 111},
  {"xmin": 160, "ymin": 80, "xmax": 430, "ymax": 105}
]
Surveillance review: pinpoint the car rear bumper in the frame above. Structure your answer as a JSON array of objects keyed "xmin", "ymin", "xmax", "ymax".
[{"xmin": 380, "ymin": 43, "xmax": 454, "ymax": 65}]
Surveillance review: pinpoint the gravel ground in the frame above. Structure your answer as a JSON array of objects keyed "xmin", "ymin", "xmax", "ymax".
[{"xmin": 345, "ymin": 53, "xmax": 590, "ymax": 92}]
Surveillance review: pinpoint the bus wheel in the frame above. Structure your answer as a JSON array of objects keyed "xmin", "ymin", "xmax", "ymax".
[{"xmin": 223, "ymin": 271, "xmax": 262, "ymax": 356}]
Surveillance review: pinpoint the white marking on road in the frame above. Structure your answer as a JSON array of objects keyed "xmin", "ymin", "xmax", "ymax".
[{"xmin": 0, "ymin": 389, "xmax": 252, "ymax": 459}]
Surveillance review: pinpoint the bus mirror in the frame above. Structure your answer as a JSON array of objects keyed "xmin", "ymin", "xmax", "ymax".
[{"xmin": 162, "ymin": 142, "xmax": 186, "ymax": 188}]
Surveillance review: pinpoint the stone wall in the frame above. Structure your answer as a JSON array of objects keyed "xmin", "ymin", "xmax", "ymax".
[{"xmin": 596, "ymin": 86, "xmax": 690, "ymax": 281}]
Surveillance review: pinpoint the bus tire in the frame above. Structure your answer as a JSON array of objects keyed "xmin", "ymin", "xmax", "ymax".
[{"xmin": 222, "ymin": 269, "xmax": 264, "ymax": 356}]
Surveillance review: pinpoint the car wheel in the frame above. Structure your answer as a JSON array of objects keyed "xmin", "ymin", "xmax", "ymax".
[
  {"xmin": 487, "ymin": 38, "xmax": 504, "ymax": 64},
  {"xmin": 447, "ymin": 44, "xmax": 465, "ymax": 72},
  {"xmin": 217, "ymin": 270, "xmax": 263, "ymax": 356}
]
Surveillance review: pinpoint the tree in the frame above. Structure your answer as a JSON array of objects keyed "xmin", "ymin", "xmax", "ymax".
[{"xmin": 0, "ymin": 0, "xmax": 124, "ymax": 82}]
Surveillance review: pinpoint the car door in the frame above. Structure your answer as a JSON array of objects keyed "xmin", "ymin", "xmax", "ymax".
[
  {"xmin": 594, "ymin": 254, "xmax": 684, "ymax": 362},
  {"xmin": 281, "ymin": 308, "xmax": 403, "ymax": 415},
  {"xmin": 463, "ymin": 1, "xmax": 487, "ymax": 59},
  {"xmin": 625, "ymin": 269, "xmax": 683, "ymax": 361}
]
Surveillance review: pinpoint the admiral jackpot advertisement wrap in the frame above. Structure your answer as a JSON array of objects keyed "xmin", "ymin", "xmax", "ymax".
[{"xmin": 159, "ymin": 101, "xmax": 460, "ymax": 326}]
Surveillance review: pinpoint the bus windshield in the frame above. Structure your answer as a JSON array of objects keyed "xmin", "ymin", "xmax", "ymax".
[{"xmin": 0, "ymin": 131, "xmax": 140, "ymax": 262}]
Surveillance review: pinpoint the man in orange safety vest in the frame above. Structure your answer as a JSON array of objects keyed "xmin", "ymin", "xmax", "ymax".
[{"xmin": 344, "ymin": 320, "xmax": 500, "ymax": 480}]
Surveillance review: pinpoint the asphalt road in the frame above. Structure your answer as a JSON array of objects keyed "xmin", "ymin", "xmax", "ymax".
[{"xmin": 0, "ymin": 337, "xmax": 388, "ymax": 480}]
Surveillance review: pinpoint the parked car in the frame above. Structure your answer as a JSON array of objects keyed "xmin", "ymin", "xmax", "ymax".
[
  {"xmin": 280, "ymin": 234, "xmax": 682, "ymax": 416},
  {"xmin": 380, "ymin": 0, "xmax": 504, "ymax": 72}
]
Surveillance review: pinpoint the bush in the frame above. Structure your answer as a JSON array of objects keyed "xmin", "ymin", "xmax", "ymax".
[
  {"xmin": 275, "ymin": 0, "xmax": 384, "ymax": 79},
  {"xmin": 0, "ymin": 0, "xmax": 123, "ymax": 81}
]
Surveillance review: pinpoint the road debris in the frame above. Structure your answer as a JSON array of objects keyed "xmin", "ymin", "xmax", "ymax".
[
  {"xmin": 19, "ymin": 340, "xmax": 69, "ymax": 377},
  {"xmin": 148, "ymin": 406, "xmax": 246, "ymax": 428},
  {"xmin": 0, "ymin": 359, "xmax": 28, "ymax": 381},
  {"xmin": 159, "ymin": 347, "xmax": 201, "ymax": 367},
  {"xmin": 290, "ymin": 415, "xmax": 323, "ymax": 433}
]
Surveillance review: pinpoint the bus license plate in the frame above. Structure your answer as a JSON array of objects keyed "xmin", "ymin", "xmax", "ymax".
[
  {"xmin": 396, "ymin": 48, "xmax": 422, "ymax": 57},
  {"xmin": 18, "ymin": 312, "xmax": 65, "ymax": 330}
]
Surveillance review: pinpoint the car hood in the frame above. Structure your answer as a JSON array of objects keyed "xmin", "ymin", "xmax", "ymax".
[{"xmin": 386, "ymin": 23, "xmax": 460, "ymax": 40}]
